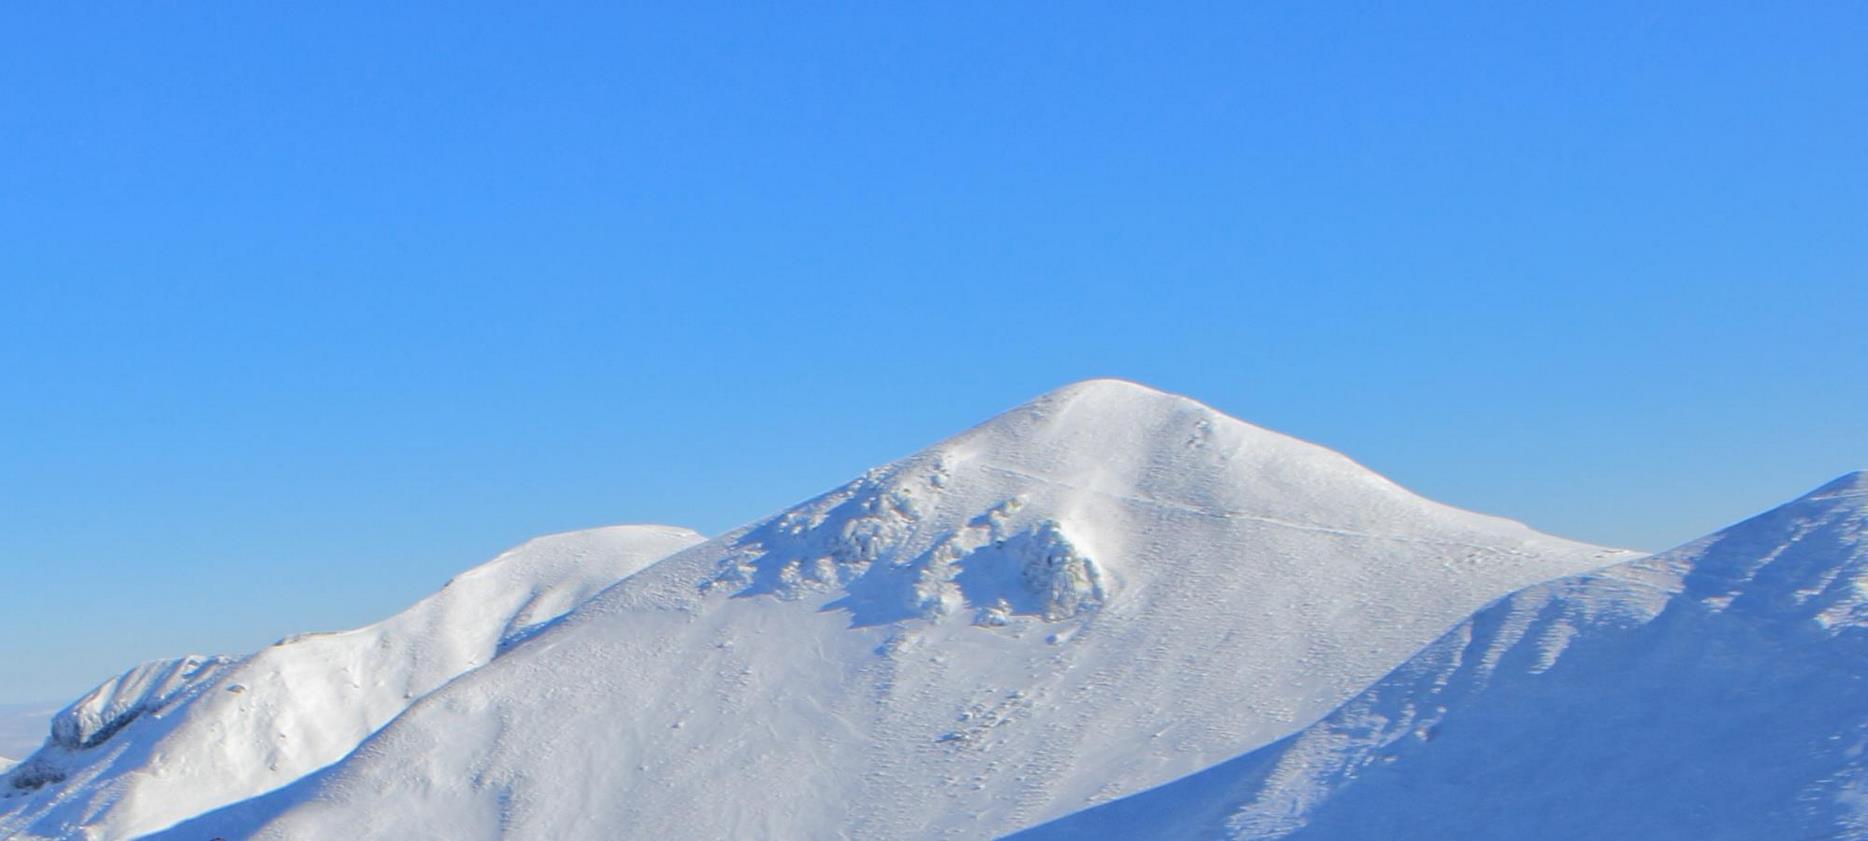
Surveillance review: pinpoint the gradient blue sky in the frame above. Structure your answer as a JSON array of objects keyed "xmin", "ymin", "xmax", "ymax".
[{"xmin": 3, "ymin": 2, "xmax": 1864, "ymax": 704}]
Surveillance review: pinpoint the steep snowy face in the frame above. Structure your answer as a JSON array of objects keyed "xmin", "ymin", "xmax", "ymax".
[
  {"xmin": 1672, "ymin": 470, "xmax": 1868, "ymax": 632},
  {"xmin": 161, "ymin": 380, "xmax": 1633, "ymax": 841},
  {"xmin": 1018, "ymin": 471, "xmax": 1868, "ymax": 841},
  {"xmin": 0, "ymin": 524, "xmax": 704, "ymax": 841},
  {"xmin": 50, "ymin": 656, "xmax": 234, "ymax": 752}
]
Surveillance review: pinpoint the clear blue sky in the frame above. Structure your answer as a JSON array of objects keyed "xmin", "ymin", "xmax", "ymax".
[{"xmin": 3, "ymin": 2, "xmax": 1864, "ymax": 705}]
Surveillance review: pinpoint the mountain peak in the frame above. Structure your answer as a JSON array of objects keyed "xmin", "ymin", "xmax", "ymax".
[
  {"xmin": 1807, "ymin": 469, "xmax": 1868, "ymax": 501},
  {"xmin": 137, "ymin": 382, "xmax": 1631, "ymax": 841},
  {"xmin": 927, "ymin": 379, "xmax": 1537, "ymax": 551},
  {"xmin": 1653, "ymin": 469, "xmax": 1868, "ymax": 630},
  {"xmin": 710, "ymin": 381, "xmax": 1619, "ymax": 634},
  {"xmin": 963, "ymin": 377, "xmax": 1218, "ymax": 447},
  {"xmin": 1030, "ymin": 376, "xmax": 1176, "ymax": 404}
]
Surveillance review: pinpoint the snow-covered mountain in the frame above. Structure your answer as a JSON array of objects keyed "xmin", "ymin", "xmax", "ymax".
[
  {"xmin": 150, "ymin": 379, "xmax": 1632, "ymax": 840},
  {"xmin": 0, "ymin": 524, "xmax": 703, "ymax": 841},
  {"xmin": 1015, "ymin": 471, "xmax": 1868, "ymax": 840}
]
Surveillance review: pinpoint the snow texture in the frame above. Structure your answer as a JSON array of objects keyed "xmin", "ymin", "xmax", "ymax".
[
  {"xmin": 149, "ymin": 379, "xmax": 1631, "ymax": 841},
  {"xmin": 1015, "ymin": 470, "xmax": 1868, "ymax": 840},
  {"xmin": 0, "ymin": 524, "xmax": 703, "ymax": 841}
]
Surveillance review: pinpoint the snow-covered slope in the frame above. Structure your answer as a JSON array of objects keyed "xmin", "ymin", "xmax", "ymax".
[
  {"xmin": 0, "ymin": 524, "xmax": 703, "ymax": 841},
  {"xmin": 157, "ymin": 379, "xmax": 1633, "ymax": 840},
  {"xmin": 1016, "ymin": 471, "xmax": 1868, "ymax": 840}
]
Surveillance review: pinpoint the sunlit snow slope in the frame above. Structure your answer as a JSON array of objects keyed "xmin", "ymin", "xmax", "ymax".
[
  {"xmin": 159, "ymin": 379, "xmax": 1632, "ymax": 841},
  {"xmin": 0, "ymin": 525, "xmax": 703, "ymax": 841},
  {"xmin": 1016, "ymin": 471, "xmax": 1868, "ymax": 840}
]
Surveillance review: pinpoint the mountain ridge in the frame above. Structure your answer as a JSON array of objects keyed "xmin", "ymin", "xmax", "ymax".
[
  {"xmin": 146, "ymin": 379, "xmax": 1635, "ymax": 840},
  {"xmin": 1016, "ymin": 470, "xmax": 1868, "ymax": 840},
  {"xmin": 0, "ymin": 524, "xmax": 704, "ymax": 841}
]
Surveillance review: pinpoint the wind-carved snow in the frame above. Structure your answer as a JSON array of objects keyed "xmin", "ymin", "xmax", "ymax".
[
  {"xmin": 712, "ymin": 458, "xmax": 1108, "ymax": 627},
  {"xmin": 147, "ymin": 379, "xmax": 1633, "ymax": 841},
  {"xmin": 0, "ymin": 524, "xmax": 703, "ymax": 841},
  {"xmin": 1016, "ymin": 470, "xmax": 1868, "ymax": 841},
  {"xmin": 51, "ymin": 656, "xmax": 233, "ymax": 753},
  {"xmin": 5, "ymin": 656, "xmax": 236, "ymax": 796},
  {"xmin": 957, "ymin": 518, "xmax": 1106, "ymax": 622}
]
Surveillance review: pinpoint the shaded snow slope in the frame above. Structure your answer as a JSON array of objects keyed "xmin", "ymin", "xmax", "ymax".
[
  {"xmin": 0, "ymin": 524, "xmax": 703, "ymax": 841},
  {"xmin": 160, "ymin": 379, "xmax": 1632, "ymax": 841},
  {"xmin": 1017, "ymin": 471, "xmax": 1868, "ymax": 841}
]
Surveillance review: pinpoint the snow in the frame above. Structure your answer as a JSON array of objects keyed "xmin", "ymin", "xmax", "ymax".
[
  {"xmin": 149, "ymin": 379, "xmax": 1633, "ymax": 841},
  {"xmin": 51, "ymin": 656, "xmax": 235, "ymax": 752},
  {"xmin": 0, "ymin": 524, "xmax": 703, "ymax": 841},
  {"xmin": 1015, "ymin": 470, "xmax": 1868, "ymax": 840}
]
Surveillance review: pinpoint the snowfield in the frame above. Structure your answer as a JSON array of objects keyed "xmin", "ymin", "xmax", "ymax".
[
  {"xmin": 142, "ymin": 380, "xmax": 1632, "ymax": 840},
  {"xmin": 0, "ymin": 525, "xmax": 703, "ymax": 841},
  {"xmin": 1014, "ymin": 471, "xmax": 1868, "ymax": 840}
]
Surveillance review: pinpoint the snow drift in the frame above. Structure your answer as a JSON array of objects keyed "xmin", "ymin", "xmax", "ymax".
[
  {"xmin": 151, "ymin": 379, "xmax": 1631, "ymax": 840},
  {"xmin": 1017, "ymin": 471, "xmax": 1868, "ymax": 840},
  {"xmin": 0, "ymin": 524, "xmax": 703, "ymax": 840}
]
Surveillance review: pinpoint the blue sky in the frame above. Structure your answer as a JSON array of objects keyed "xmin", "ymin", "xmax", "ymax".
[{"xmin": 2, "ymin": 2, "xmax": 1864, "ymax": 704}]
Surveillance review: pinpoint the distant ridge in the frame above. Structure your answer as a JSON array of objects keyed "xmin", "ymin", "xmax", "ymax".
[{"xmin": 1, "ymin": 525, "xmax": 703, "ymax": 840}]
